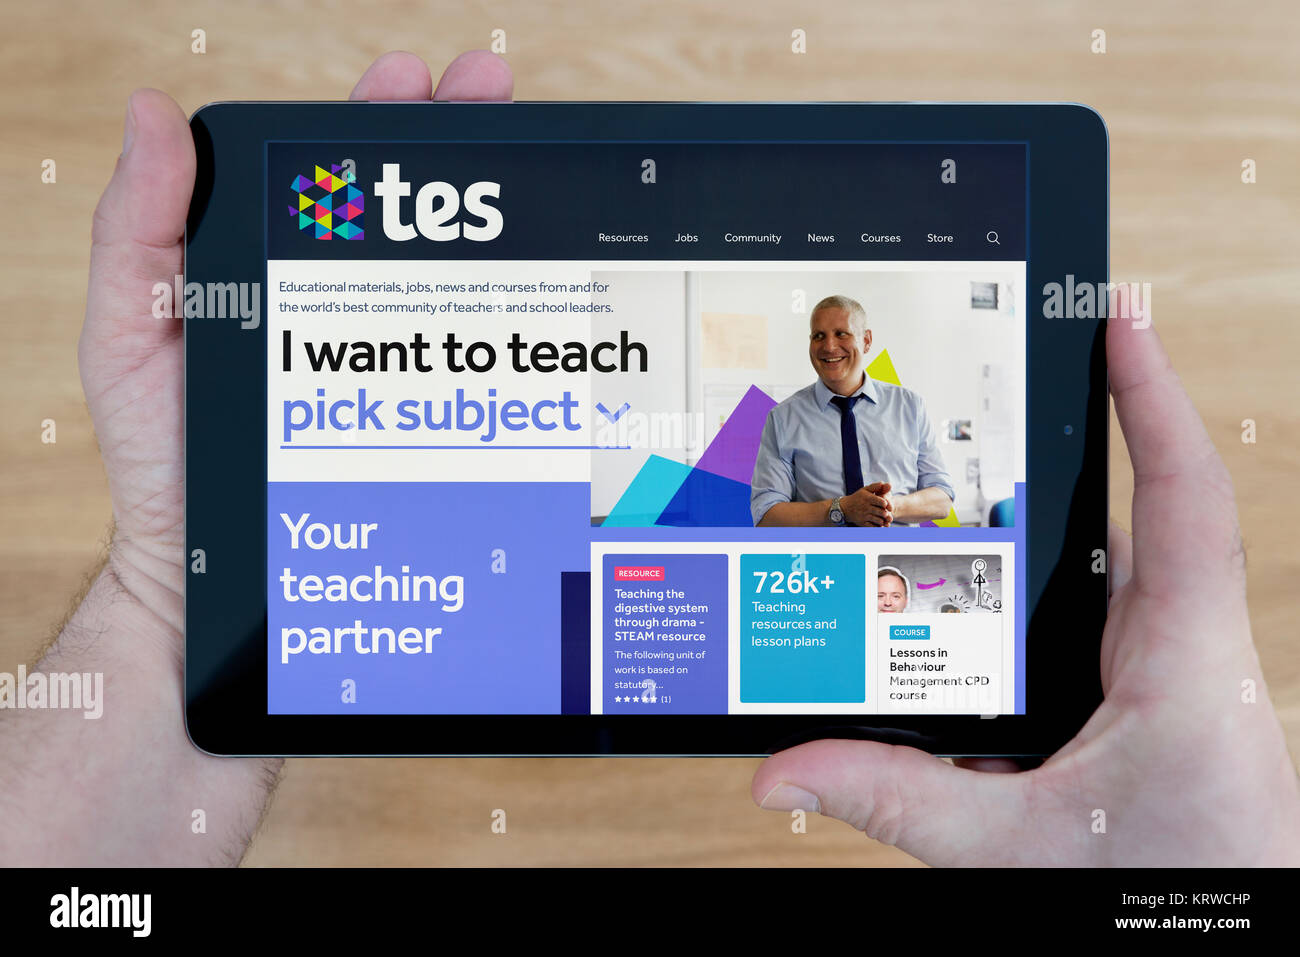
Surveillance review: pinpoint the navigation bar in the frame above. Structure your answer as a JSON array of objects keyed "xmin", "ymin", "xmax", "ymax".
[{"xmin": 269, "ymin": 142, "xmax": 1027, "ymax": 261}]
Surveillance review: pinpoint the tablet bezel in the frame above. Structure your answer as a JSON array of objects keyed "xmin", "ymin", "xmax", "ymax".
[{"xmin": 184, "ymin": 102, "xmax": 1108, "ymax": 757}]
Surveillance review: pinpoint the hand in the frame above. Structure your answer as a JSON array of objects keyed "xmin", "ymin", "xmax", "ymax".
[
  {"xmin": 752, "ymin": 309, "xmax": 1300, "ymax": 865},
  {"xmin": 842, "ymin": 481, "xmax": 893, "ymax": 526},
  {"xmin": 81, "ymin": 49, "xmax": 513, "ymax": 611},
  {"xmin": 874, "ymin": 482, "xmax": 897, "ymax": 519},
  {"xmin": 1, "ymin": 51, "xmax": 512, "ymax": 866}
]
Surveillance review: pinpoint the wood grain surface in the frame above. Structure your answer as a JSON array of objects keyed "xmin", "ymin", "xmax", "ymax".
[{"xmin": 1, "ymin": 0, "xmax": 1296, "ymax": 866}]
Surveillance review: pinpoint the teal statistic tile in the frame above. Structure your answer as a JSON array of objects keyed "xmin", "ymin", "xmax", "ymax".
[{"xmin": 740, "ymin": 553, "xmax": 865, "ymax": 703}]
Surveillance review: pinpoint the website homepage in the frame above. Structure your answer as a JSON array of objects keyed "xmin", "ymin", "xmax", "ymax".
[{"xmin": 264, "ymin": 141, "xmax": 1027, "ymax": 717}]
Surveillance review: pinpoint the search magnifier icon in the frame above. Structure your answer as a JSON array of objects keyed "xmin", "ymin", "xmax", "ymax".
[{"xmin": 986, "ymin": 230, "xmax": 1000, "ymax": 245}]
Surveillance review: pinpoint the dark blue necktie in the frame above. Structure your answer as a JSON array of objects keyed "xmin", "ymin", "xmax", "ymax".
[{"xmin": 830, "ymin": 395, "xmax": 865, "ymax": 507}]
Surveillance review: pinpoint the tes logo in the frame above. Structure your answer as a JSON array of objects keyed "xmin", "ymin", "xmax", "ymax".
[{"xmin": 375, "ymin": 163, "xmax": 503, "ymax": 242}]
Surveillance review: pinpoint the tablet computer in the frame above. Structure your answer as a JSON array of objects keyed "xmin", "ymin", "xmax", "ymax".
[{"xmin": 184, "ymin": 102, "xmax": 1108, "ymax": 757}]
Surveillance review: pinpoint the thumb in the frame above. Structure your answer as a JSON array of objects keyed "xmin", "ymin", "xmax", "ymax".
[
  {"xmin": 752, "ymin": 739, "xmax": 1031, "ymax": 865},
  {"xmin": 80, "ymin": 89, "xmax": 194, "ymax": 380}
]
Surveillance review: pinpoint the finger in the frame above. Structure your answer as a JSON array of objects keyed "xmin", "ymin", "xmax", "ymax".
[
  {"xmin": 1107, "ymin": 301, "xmax": 1216, "ymax": 484},
  {"xmin": 754, "ymin": 739, "xmax": 1029, "ymax": 866},
  {"xmin": 81, "ymin": 89, "xmax": 195, "ymax": 371},
  {"xmin": 433, "ymin": 50, "xmax": 513, "ymax": 101},
  {"xmin": 1107, "ymin": 302, "xmax": 1242, "ymax": 590},
  {"xmin": 1108, "ymin": 519, "xmax": 1133, "ymax": 601},
  {"xmin": 350, "ymin": 51, "xmax": 433, "ymax": 101}
]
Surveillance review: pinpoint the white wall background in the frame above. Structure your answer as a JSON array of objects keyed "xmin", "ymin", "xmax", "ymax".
[{"xmin": 590, "ymin": 271, "xmax": 687, "ymax": 517}]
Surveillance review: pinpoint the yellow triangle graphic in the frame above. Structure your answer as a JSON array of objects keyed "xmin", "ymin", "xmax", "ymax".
[
  {"xmin": 866, "ymin": 349, "xmax": 901, "ymax": 386},
  {"xmin": 298, "ymin": 193, "xmax": 312, "ymax": 211},
  {"xmin": 932, "ymin": 506, "xmax": 962, "ymax": 527}
]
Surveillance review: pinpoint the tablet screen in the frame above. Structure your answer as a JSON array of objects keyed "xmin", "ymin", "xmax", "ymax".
[{"xmin": 265, "ymin": 141, "xmax": 1026, "ymax": 718}]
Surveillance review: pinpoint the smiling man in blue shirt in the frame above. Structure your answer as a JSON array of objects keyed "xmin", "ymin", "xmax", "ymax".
[{"xmin": 751, "ymin": 295, "xmax": 954, "ymax": 527}]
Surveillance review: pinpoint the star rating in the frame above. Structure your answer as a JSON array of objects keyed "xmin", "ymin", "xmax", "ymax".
[{"xmin": 612, "ymin": 695, "xmax": 658, "ymax": 704}]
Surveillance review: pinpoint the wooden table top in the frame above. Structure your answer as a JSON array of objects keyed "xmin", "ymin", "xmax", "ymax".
[{"xmin": 1, "ymin": 0, "xmax": 1295, "ymax": 866}]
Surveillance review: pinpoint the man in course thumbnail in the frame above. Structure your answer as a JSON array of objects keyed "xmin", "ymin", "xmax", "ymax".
[{"xmin": 877, "ymin": 566, "xmax": 910, "ymax": 614}]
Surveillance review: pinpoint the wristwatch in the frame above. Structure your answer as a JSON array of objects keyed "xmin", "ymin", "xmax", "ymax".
[{"xmin": 829, "ymin": 496, "xmax": 845, "ymax": 525}]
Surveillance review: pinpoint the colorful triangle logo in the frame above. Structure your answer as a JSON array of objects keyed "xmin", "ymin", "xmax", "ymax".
[{"xmin": 290, "ymin": 163, "xmax": 365, "ymax": 239}]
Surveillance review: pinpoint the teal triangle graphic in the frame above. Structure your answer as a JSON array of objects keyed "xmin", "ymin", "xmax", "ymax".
[{"xmin": 602, "ymin": 455, "xmax": 692, "ymax": 527}]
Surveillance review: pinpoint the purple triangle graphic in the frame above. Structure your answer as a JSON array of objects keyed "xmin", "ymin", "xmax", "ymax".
[{"xmin": 692, "ymin": 384, "xmax": 777, "ymax": 486}]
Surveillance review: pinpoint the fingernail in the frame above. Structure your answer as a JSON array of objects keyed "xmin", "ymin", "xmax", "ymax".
[
  {"xmin": 760, "ymin": 782, "xmax": 821, "ymax": 813},
  {"xmin": 122, "ymin": 95, "xmax": 136, "ymax": 156}
]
